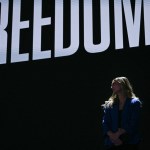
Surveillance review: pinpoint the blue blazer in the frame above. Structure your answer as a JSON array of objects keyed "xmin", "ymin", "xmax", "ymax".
[{"xmin": 102, "ymin": 97, "xmax": 142, "ymax": 147}]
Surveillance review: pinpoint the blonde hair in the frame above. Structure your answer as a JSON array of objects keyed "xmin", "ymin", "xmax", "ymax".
[{"xmin": 102, "ymin": 77, "xmax": 137, "ymax": 108}]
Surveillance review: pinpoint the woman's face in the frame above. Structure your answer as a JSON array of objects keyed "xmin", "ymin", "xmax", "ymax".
[{"xmin": 111, "ymin": 80, "xmax": 122, "ymax": 94}]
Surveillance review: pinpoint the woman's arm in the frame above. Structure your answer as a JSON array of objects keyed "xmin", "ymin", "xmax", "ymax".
[
  {"xmin": 122, "ymin": 100, "xmax": 142, "ymax": 135},
  {"xmin": 102, "ymin": 108, "xmax": 112, "ymax": 136}
]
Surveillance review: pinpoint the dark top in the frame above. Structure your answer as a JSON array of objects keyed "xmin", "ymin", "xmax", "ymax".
[{"xmin": 118, "ymin": 109, "xmax": 123, "ymax": 128}]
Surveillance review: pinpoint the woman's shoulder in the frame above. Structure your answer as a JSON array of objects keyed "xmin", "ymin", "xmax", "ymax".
[
  {"xmin": 130, "ymin": 97, "xmax": 140, "ymax": 103},
  {"xmin": 129, "ymin": 97, "xmax": 142, "ymax": 107}
]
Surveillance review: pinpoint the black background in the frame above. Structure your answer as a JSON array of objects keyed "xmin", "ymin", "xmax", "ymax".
[{"xmin": 0, "ymin": 0, "xmax": 148, "ymax": 149}]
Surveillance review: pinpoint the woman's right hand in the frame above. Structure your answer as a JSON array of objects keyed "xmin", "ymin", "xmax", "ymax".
[
  {"xmin": 107, "ymin": 131, "xmax": 123, "ymax": 146},
  {"xmin": 107, "ymin": 131, "xmax": 120, "ymax": 141},
  {"xmin": 112, "ymin": 138, "xmax": 123, "ymax": 146}
]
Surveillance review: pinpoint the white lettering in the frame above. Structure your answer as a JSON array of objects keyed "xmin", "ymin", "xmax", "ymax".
[
  {"xmin": 84, "ymin": 0, "xmax": 110, "ymax": 53},
  {"xmin": 33, "ymin": 0, "xmax": 51, "ymax": 60},
  {"xmin": 55, "ymin": 0, "xmax": 79, "ymax": 57},
  {"xmin": 11, "ymin": 0, "xmax": 29, "ymax": 63},
  {"xmin": 0, "ymin": 0, "xmax": 8, "ymax": 64}
]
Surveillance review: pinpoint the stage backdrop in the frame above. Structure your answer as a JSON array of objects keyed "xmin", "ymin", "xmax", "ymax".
[{"xmin": 0, "ymin": 0, "xmax": 149, "ymax": 149}]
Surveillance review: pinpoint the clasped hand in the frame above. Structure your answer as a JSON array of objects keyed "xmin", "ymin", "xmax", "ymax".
[{"xmin": 107, "ymin": 130, "xmax": 123, "ymax": 146}]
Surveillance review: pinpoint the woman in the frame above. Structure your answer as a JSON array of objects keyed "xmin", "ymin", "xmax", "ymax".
[{"xmin": 101, "ymin": 77, "xmax": 142, "ymax": 150}]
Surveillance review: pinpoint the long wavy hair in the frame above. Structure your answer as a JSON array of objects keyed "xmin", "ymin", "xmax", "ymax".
[{"xmin": 102, "ymin": 77, "xmax": 138, "ymax": 108}]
